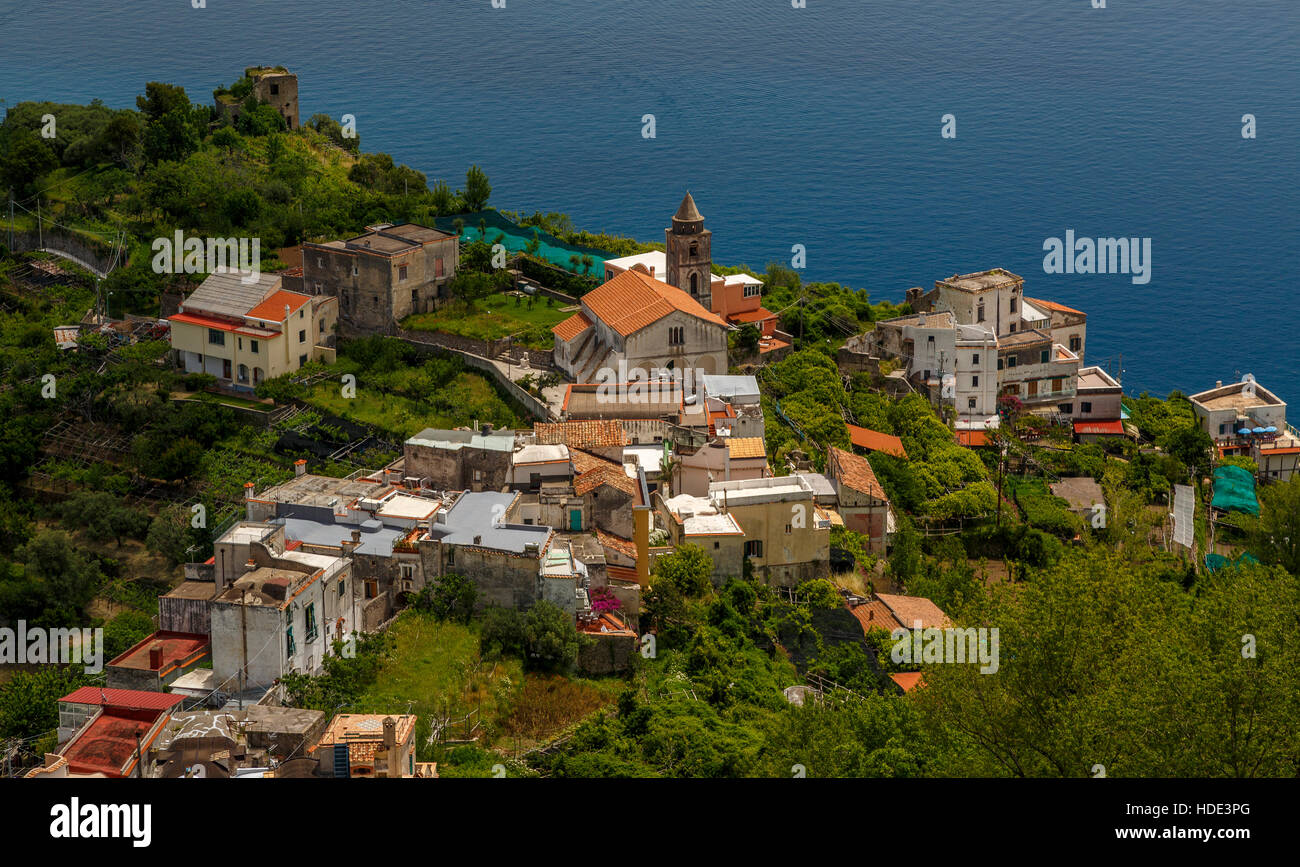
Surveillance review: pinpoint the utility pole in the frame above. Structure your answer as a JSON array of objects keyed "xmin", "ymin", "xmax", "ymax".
[
  {"xmin": 996, "ymin": 443, "xmax": 1007, "ymax": 527},
  {"xmin": 36, "ymin": 197, "xmax": 42, "ymax": 248}
]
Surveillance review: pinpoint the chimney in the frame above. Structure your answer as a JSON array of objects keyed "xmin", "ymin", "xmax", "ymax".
[
  {"xmin": 473, "ymin": 534, "xmax": 482, "ymax": 546},
  {"xmin": 148, "ymin": 641, "xmax": 164, "ymax": 669},
  {"xmin": 1216, "ymin": 380, "xmax": 1222, "ymax": 389},
  {"xmin": 244, "ymin": 482, "xmax": 255, "ymax": 500},
  {"xmin": 244, "ymin": 482, "xmax": 256, "ymax": 520},
  {"xmin": 351, "ymin": 529, "xmax": 362, "ymax": 544},
  {"xmin": 294, "ymin": 459, "xmax": 307, "ymax": 477},
  {"xmin": 633, "ymin": 505, "xmax": 651, "ymax": 587},
  {"xmin": 383, "ymin": 716, "xmax": 397, "ymax": 753},
  {"xmin": 481, "ymin": 422, "xmax": 493, "ymax": 436}
]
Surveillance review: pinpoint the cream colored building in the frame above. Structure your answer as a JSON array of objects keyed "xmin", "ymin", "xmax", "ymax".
[
  {"xmin": 169, "ymin": 272, "xmax": 337, "ymax": 389},
  {"xmin": 552, "ymin": 267, "xmax": 728, "ymax": 384},
  {"xmin": 707, "ymin": 475, "xmax": 831, "ymax": 586}
]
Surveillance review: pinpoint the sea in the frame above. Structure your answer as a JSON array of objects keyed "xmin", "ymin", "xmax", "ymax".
[{"xmin": 2, "ymin": 0, "xmax": 1297, "ymax": 398}]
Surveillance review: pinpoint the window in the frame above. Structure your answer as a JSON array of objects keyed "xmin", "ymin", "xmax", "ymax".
[
  {"xmin": 473, "ymin": 469, "xmax": 482, "ymax": 482},
  {"xmin": 317, "ymin": 256, "xmax": 324, "ymax": 268},
  {"xmin": 299, "ymin": 308, "xmax": 304, "ymax": 318},
  {"xmin": 784, "ymin": 524, "xmax": 792, "ymax": 535},
  {"xmin": 411, "ymin": 288, "xmax": 419, "ymax": 309},
  {"xmin": 1009, "ymin": 323, "xmax": 1016, "ymax": 332},
  {"xmin": 1081, "ymin": 401, "xmax": 1093, "ymax": 413},
  {"xmin": 669, "ymin": 326, "xmax": 684, "ymax": 346},
  {"xmin": 1007, "ymin": 356, "xmax": 1017, "ymax": 369},
  {"xmin": 299, "ymin": 354, "xmax": 308, "ymax": 366},
  {"xmin": 285, "ymin": 626, "xmax": 295, "ymax": 658},
  {"xmin": 1027, "ymin": 379, "xmax": 1038, "ymax": 397},
  {"xmin": 338, "ymin": 579, "xmax": 345, "ymax": 598},
  {"xmin": 690, "ymin": 273, "xmax": 698, "ymax": 295},
  {"xmin": 400, "ymin": 563, "xmax": 415, "ymax": 581},
  {"xmin": 238, "ymin": 364, "xmax": 249, "ymax": 384},
  {"xmin": 270, "ymin": 83, "xmax": 279, "ymax": 95},
  {"xmin": 714, "ymin": 541, "xmax": 720, "ymax": 549},
  {"xmin": 398, "ymin": 265, "xmax": 408, "ymax": 281},
  {"xmin": 364, "ymin": 580, "xmax": 378, "ymax": 599},
  {"xmin": 997, "ymin": 358, "xmax": 1004, "ymax": 370},
  {"xmin": 971, "ymin": 353, "xmax": 980, "ymax": 365},
  {"xmin": 927, "ymin": 335, "xmax": 935, "ymax": 346},
  {"xmin": 446, "ymin": 548, "xmax": 455, "ymax": 567},
  {"xmin": 743, "ymin": 284, "xmax": 760, "ymax": 297},
  {"xmin": 208, "ymin": 328, "xmax": 225, "ymax": 346},
  {"xmin": 977, "ymin": 304, "xmax": 985, "ymax": 323},
  {"xmin": 1009, "ymin": 296, "xmax": 1017, "ymax": 313},
  {"xmin": 971, "ymin": 375, "xmax": 979, "ymax": 387},
  {"xmin": 1040, "ymin": 349, "xmax": 1049, "ymax": 364},
  {"xmin": 1219, "ymin": 423, "xmax": 1226, "ymax": 435},
  {"xmin": 1052, "ymin": 378, "xmax": 1063, "ymax": 393},
  {"xmin": 1070, "ymin": 335, "xmax": 1081, "ymax": 352},
  {"xmin": 305, "ymin": 603, "xmax": 318, "ymax": 642},
  {"xmin": 251, "ymin": 339, "xmax": 259, "ymax": 354},
  {"xmin": 435, "ymin": 257, "xmax": 444, "ymax": 278},
  {"xmin": 1059, "ymin": 403, "xmax": 1074, "ymax": 414},
  {"xmin": 744, "ymin": 540, "xmax": 763, "ymax": 558},
  {"xmin": 968, "ymin": 397, "xmax": 977, "ymax": 409},
  {"xmin": 238, "ymin": 337, "xmax": 243, "ymax": 350},
  {"xmin": 299, "ymin": 329, "xmax": 306, "ymax": 343},
  {"xmin": 319, "ymin": 319, "xmax": 325, "ymax": 333}
]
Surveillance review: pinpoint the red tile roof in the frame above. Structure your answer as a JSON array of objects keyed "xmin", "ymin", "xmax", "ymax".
[
  {"xmin": 828, "ymin": 446, "xmax": 888, "ymax": 500},
  {"xmin": 245, "ymin": 289, "xmax": 312, "ymax": 322},
  {"xmin": 890, "ymin": 672, "xmax": 926, "ymax": 692},
  {"xmin": 595, "ymin": 528, "xmax": 637, "ymax": 559},
  {"xmin": 535, "ymin": 420, "xmax": 628, "ymax": 450},
  {"xmin": 582, "ymin": 268, "xmax": 725, "ymax": 337},
  {"xmin": 570, "ymin": 448, "xmax": 619, "ymax": 474},
  {"xmin": 1073, "ymin": 419, "xmax": 1126, "ymax": 436},
  {"xmin": 107, "ymin": 631, "xmax": 209, "ymax": 673},
  {"xmin": 59, "ymin": 687, "xmax": 186, "ymax": 712},
  {"xmin": 552, "ymin": 310, "xmax": 593, "ymax": 342},
  {"xmin": 574, "ymin": 463, "xmax": 637, "ymax": 497},
  {"xmin": 846, "ymin": 424, "xmax": 907, "ymax": 458},
  {"xmin": 849, "ymin": 599, "xmax": 903, "ymax": 633},
  {"xmin": 1025, "ymin": 297, "xmax": 1086, "ymax": 317},
  {"xmin": 955, "ymin": 430, "xmax": 990, "ymax": 447},
  {"xmin": 726, "ymin": 437, "xmax": 767, "ymax": 459},
  {"xmin": 876, "ymin": 593, "xmax": 950, "ymax": 629}
]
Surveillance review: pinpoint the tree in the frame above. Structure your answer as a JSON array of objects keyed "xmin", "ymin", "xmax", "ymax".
[
  {"xmin": 60, "ymin": 491, "xmax": 149, "ymax": 547},
  {"xmin": 463, "ymin": 164, "xmax": 491, "ymax": 211},
  {"xmin": 103, "ymin": 610, "xmax": 156, "ymax": 659},
  {"xmin": 523, "ymin": 600, "xmax": 586, "ymax": 672},
  {"xmin": 413, "ymin": 572, "xmax": 477, "ymax": 623},
  {"xmin": 136, "ymin": 82, "xmax": 203, "ymax": 164},
  {"xmin": 652, "ymin": 544, "xmax": 714, "ymax": 597},
  {"xmin": 16, "ymin": 530, "xmax": 104, "ymax": 619},
  {"xmin": 1159, "ymin": 426, "xmax": 1213, "ymax": 478},
  {"xmin": 0, "ymin": 128, "xmax": 58, "ymax": 195},
  {"xmin": 1253, "ymin": 474, "xmax": 1300, "ymax": 575}
]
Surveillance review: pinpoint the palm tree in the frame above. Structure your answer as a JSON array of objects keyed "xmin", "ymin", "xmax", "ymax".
[
  {"xmin": 659, "ymin": 454, "xmax": 681, "ymax": 498},
  {"xmin": 580, "ymin": 254, "xmax": 594, "ymax": 275}
]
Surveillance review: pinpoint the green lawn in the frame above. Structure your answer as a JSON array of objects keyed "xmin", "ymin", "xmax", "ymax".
[{"xmin": 402, "ymin": 295, "xmax": 573, "ymax": 350}]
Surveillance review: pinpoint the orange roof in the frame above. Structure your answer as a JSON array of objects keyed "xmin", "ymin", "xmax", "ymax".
[
  {"xmin": 1025, "ymin": 296, "xmax": 1086, "ymax": 317},
  {"xmin": 246, "ymin": 289, "xmax": 312, "ymax": 323},
  {"xmin": 955, "ymin": 430, "xmax": 989, "ymax": 447},
  {"xmin": 828, "ymin": 446, "xmax": 888, "ymax": 500},
  {"xmin": 535, "ymin": 420, "xmax": 628, "ymax": 450},
  {"xmin": 1073, "ymin": 419, "xmax": 1126, "ymax": 436},
  {"xmin": 570, "ymin": 448, "xmax": 618, "ymax": 474},
  {"xmin": 876, "ymin": 593, "xmax": 950, "ymax": 629},
  {"xmin": 582, "ymin": 269, "xmax": 725, "ymax": 337},
  {"xmin": 890, "ymin": 672, "xmax": 926, "ymax": 692},
  {"xmin": 849, "ymin": 599, "xmax": 903, "ymax": 633},
  {"xmin": 552, "ymin": 310, "xmax": 593, "ymax": 342},
  {"xmin": 846, "ymin": 424, "xmax": 907, "ymax": 458},
  {"xmin": 595, "ymin": 528, "xmax": 637, "ymax": 559},
  {"xmin": 729, "ymin": 307, "xmax": 778, "ymax": 324},
  {"xmin": 574, "ymin": 464, "xmax": 637, "ymax": 498},
  {"xmin": 726, "ymin": 437, "xmax": 767, "ymax": 459}
]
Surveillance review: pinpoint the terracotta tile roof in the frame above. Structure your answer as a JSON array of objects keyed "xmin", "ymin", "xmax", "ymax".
[
  {"xmin": 1025, "ymin": 296, "xmax": 1086, "ymax": 317},
  {"xmin": 847, "ymin": 424, "xmax": 908, "ymax": 458},
  {"xmin": 535, "ymin": 420, "xmax": 628, "ymax": 450},
  {"xmin": 726, "ymin": 437, "xmax": 767, "ymax": 459},
  {"xmin": 876, "ymin": 593, "xmax": 950, "ymax": 629},
  {"xmin": 849, "ymin": 599, "xmax": 903, "ymax": 633},
  {"xmin": 570, "ymin": 448, "xmax": 618, "ymax": 474},
  {"xmin": 246, "ymin": 289, "xmax": 312, "ymax": 322},
  {"xmin": 582, "ymin": 268, "xmax": 725, "ymax": 337},
  {"xmin": 606, "ymin": 564, "xmax": 641, "ymax": 583},
  {"xmin": 574, "ymin": 464, "xmax": 637, "ymax": 497},
  {"xmin": 828, "ymin": 446, "xmax": 888, "ymax": 500},
  {"xmin": 595, "ymin": 528, "xmax": 637, "ymax": 558},
  {"xmin": 552, "ymin": 310, "xmax": 593, "ymax": 342},
  {"xmin": 890, "ymin": 671, "xmax": 926, "ymax": 692}
]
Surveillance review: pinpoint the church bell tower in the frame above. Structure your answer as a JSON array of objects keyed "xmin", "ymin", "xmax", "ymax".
[{"xmin": 665, "ymin": 192, "xmax": 712, "ymax": 310}]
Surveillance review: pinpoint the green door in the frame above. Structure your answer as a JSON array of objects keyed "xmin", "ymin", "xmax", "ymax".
[{"xmin": 569, "ymin": 509, "xmax": 582, "ymax": 531}]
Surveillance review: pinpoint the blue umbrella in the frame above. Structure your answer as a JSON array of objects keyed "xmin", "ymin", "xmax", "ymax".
[
  {"xmin": 1238, "ymin": 428, "xmax": 1252, "ymax": 435},
  {"xmin": 1264, "ymin": 426, "xmax": 1277, "ymax": 433},
  {"xmin": 1253, "ymin": 427, "xmax": 1267, "ymax": 434}
]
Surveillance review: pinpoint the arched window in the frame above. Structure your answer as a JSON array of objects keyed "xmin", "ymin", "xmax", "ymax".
[
  {"xmin": 690, "ymin": 273, "xmax": 698, "ymax": 295},
  {"xmin": 689, "ymin": 242, "xmax": 698, "ymax": 257}
]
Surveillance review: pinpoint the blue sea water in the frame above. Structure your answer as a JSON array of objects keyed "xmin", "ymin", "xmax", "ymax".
[{"xmin": 2, "ymin": 0, "xmax": 1296, "ymax": 398}]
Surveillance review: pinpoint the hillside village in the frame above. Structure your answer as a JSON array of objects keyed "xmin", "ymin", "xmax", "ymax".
[{"xmin": 1, "ymin": 69, "xmax": 1298, "ymax": 780}]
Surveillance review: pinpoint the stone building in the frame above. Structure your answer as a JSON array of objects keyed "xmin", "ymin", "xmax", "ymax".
[
  {"xmin": 302, "ymin": 222, "xmax": 459, "ymax": 334},
  {"xmin": 404, "ymin": 426, "xmax": 516, "ymax": 492},
  {"xmin": 215, "ymin": 66, "xmax": 300, "ymax": 130}
]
